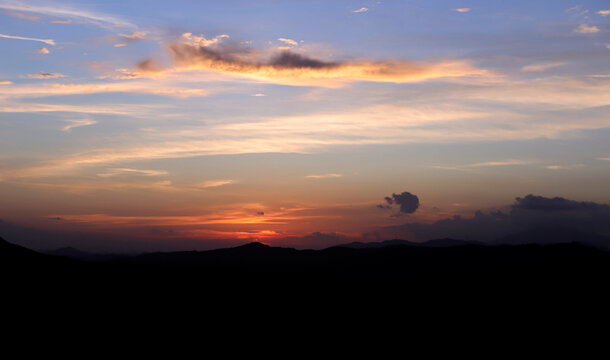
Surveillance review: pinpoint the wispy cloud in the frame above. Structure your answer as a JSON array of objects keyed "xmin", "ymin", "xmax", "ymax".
[
  {"xmin": 0, "ymin": 80, "xmax": 11, "ymax": 85},
  {"xmin": 3, "ymin": 10, "xmax": 40, "ymax": 21},
  {"xmin": 352, "ymin": 7, "xmax": 368, "ymax": 13},
  {"xmin": 598, "ymin": 157, "xmax": 610, "ymax": 161},
  {"xmin": 62, "ymin": 118, "xmax": 97, "ymax": 132},
  {"xmin": 597, "ymin": 10, "xmax": 610, "ymax": 16},
  {"xmin": 544, "ymin": 164, "xmax": 584, "ymax": 170},
  {"xmin": 574, "ymin": 24, "xmax": 600, "ymax": 34},
  {"xmin": 197, "ymin": 179, "xmax": 236, "ymax": 188},
  {"xmin": 454, "ymin": 8, "xmax": 470, "ymax": 13},
  {"xmin": 0, "ymin": 1, "xmax": 136, "ymax": 28},
  {"xmin": 306, "ymin": 174, "xmax": 342, "ymax": 179},
  {"xmin": 0, "ymin": 80, "xmax": 211, "ymax": 98},
  {"xmin": 38, "ymin": 47, "xmax": 49, "ymax": 54},
  {"xmin": 27, "ymin": 72, "xmax": 66, "ymax": 79},
  {"xmin": 50, "ymin": 19, "xmax": 72, "ymax": 24},
  {"xmin": 466, "ymin": 160, "xmax": 533, "ymax": 167},
  {"xmin": 0, "ymin": 33, "xmax": 55, "ymax": 45},
  {"xmin": 97, "ymin": 168, "xmax": 168, "ymax": 178},
  {"xmin": 521, "ymin": 62, "xmax": 563, "ymax": 72},
  {"xmin": 278, "ymin": 37, "xmax": 298, "ymax": 46},
  {"xmin": 117, "ymin": 31, "xmax": 147, "ymax": 44}
]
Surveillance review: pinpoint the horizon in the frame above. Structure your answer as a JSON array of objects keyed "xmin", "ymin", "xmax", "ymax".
[{"xmin": 1, "ymin": 1, "xmax": 609, "ymax": 253}]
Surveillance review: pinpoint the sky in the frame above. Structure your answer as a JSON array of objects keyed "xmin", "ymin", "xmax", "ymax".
[{"xmin": 1, "ymin": 0, "xmax": 609, "ymax": 252}]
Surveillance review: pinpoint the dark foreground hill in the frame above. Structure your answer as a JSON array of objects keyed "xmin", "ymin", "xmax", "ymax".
[
  {"xmin": 4, "ymin": 236, "xmax": 610, "ymax": 327},
  {"xmin": 4, "ymin": 236, "xmax": 610, "ymax": 288}
]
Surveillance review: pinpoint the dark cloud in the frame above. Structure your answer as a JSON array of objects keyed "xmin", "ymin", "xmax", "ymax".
[
  {"xmin": 133, "ymin": 33, "xmax": 488, "ymax": 86},
  {"xmin": 384, "ymin": 192, "xmax": 420, "ymax": 214},
  {"xmin": 166, "ymin": 41, "xmax": 338, "ymax": 72},
  {"xmin": 513, "ymin": 194, "xmax": 608, "ymax": 211},
  {"xmin": 256, "ymin": 211, "xmax": 265, "ymax": 216},
  {"xmin": 269, "ymin": 52, "xmax": 338, "ymax": 69},
  {"xmin": 368, "ymin": 194, "xmax": 610, "ymax": 248}
]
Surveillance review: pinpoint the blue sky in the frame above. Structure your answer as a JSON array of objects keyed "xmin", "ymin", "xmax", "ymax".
[{"xmin": 0, "ymin": 0, "xmax": 609, "ymax": 251}]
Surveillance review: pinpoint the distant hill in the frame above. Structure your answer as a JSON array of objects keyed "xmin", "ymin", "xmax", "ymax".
[
  {"xmin": 496, "ymin": 228, "xmax": 610, "ymax": 250},
  {"xmin": 337, "ymin": 238, "xmax": 484, "ymax": 249},
  {"xmin": 44, "ymin": 246, "xmax": 127, "ymax": 261}
]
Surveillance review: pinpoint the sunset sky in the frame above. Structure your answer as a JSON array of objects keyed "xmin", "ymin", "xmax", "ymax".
[{"xmin": 1, "ymin": 0, "xmax": 609, "ymax": 252}]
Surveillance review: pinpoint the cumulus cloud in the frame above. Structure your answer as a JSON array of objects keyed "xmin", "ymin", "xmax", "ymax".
[
  {"xmin": 383, "ymin": 192, "xmax": 420, "ymax": 214},
  {"xmin": 370, "ymin": 195, "xmax": 610, "ymax": 245},
  {"xmin": 574, "ymin": 24, "xmax": 600, "ymax": 34},
  {"xmin": 512, "ymin": 194, "xmax": 606, "ymax": 212},
  {"xmin": 38, "ymin": 47, "xmax": 49, "ymax": 54},
  {"xmin": 135, "ymin": 32, "xmax": 489, "ymax": 87},
  {"xmin": 0, "ymin": 33, "xmax": 55, "ymax": 45}
]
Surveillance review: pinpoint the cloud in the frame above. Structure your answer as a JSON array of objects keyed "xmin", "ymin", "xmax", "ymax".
[
  {"xmin": 306, "ymin": 173, "xmax": 342, "ymax": 179},
  {"xmin": 51, "ymin": 19, "xmax": 72, "ymax": 24},
  {"xmin": 0, "ymin": 33, "xmax": 55, "ymax": 45},
  {"xmin": 370, "ymin": 194, "xmax": 610, "ymax": 244},
  {"xmin": 142, "ymin": 33, "xmax": 489, "ymax": 87},
  {"xmin": 0, "ymin": 1, "xmax": 135, "ymax": 28},
  {"xmin": 574, "ymin": 24, "xmax": 600, "ymax": 34},
  {"xmin": 384, "ymin": 192, "xmax": 420, "ymax": 214},
  {"xmin": 3, "ymin": 10, "xmax": 40, "ymax": 21},
  {"xmin": 38, "ymin": 47, "xmax": 49, "ymax": 54},
  {"xmin": 114, "ymin": 43, "xmax": 126, "ymax": 47},
  {"xmin": 597, "ymin": 10, "xmax": 610, "ymax": 16},
  {"xmin": 512, "ymin": 194, "xmax": 606, "ymax": 212},
  {"xmin": 97, "ymin": 168, "xmax": 168, "ymax": 178},
  {"xmin": 467, "ymin": 159, "xmax": 533, "ymax": 167},
  {"xmin": 352, "ymin": 7, "xmax": 368, "ymax": 13},
  {"xmin": 198, "ymin": 179, "xmax": 236, "ymax": 188},
  {"xmin": 117, "ymin": 31, "xmax": 147, "ymax": 43},
  {"xmin": 454, "ymin": 8, "xmax": 470, "ymax": 13},
  {"xmin": 599, "ymin": 157, "xmax": 610, "ymax": 161},
  {"xmin": 278, "ymin": 38, "xmax": 298, "ymax": 46},
  {"xmin": 251, "ymin": 93, "xmax": 265, "ymax": 97},
  {"xmin": 544, "ymin": 164, "xmax": 584, "ymax": 170},
  {"xmin": 27, "ymin": 72, "xmax": 67, "ymax": 79},
  {"xmin": 0, "ymin": 80, "xmax": 210, "ymax": 99},
  {"xmin": 431, "ymin": 159, "xmax": 534, "ymax": 171},
  {"xmin": 565, "ymin": 5, "xmax": 589, "ymax": 16},
  {"xmin": 62, "ymin": 118, "xmax": 97, "ymax": 132},
  {"xmin": 0, "ymin": 80, "xmax": 11, "ymax": 85},
  {"xmin": 521, "ymin": 63, "xmax": 563, "ymax": 73}
]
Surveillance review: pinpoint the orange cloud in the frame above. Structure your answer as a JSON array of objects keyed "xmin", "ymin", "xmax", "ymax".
[{"xmin": 135, "ymin": 33, "xmax": 490, "ymax": 87}]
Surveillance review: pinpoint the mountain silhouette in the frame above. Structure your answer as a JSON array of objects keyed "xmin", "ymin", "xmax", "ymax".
[{"xmin": 337, "ymin": 238, "xmax": 484, "ymax": 249}]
